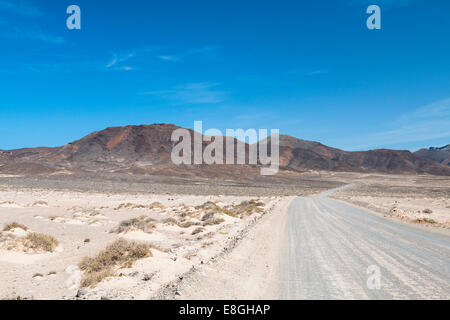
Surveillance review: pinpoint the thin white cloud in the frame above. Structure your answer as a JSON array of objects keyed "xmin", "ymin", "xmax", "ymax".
[
  {"xmin": 306, "ymin": 70, "xmax": 329, "ymax": 76},
  {"xmin": 158, "ymin": 46, "xmax": 220, "ymax": 62},
  {"xmin": 106, "ymin": 52, "xmax": 136, "ymax": 70},
  {"xmin": 348, "ymin": 98, "xmax": 450, "ymax": 149},
  {"xmin": 143, "ymin": 82, "xmax": 226, "ymax": 105},
  {"xmin": 116, "ymin": 66, "xmax": 134, "ymax": 71}
]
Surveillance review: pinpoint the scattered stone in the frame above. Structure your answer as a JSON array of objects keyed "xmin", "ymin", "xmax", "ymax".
[{"xmin": 76, "ymin": 289, "xmax": 87, "ymax": 298}]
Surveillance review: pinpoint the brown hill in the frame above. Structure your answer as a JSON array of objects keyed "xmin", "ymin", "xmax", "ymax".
[
  {"xmin": 1, "ymin": 124, "xmax": 449, "ymax": 176},
  {"xmin": 414, "ymin": 145, "xmax": 450, "ymax": 166},
  {"xmin": 269, "ymin": 135, "xmax": 450, "ymax": 175}
]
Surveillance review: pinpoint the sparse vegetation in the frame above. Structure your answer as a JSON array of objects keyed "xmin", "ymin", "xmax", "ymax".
[
  {"xmin": 202, "ymin": 217, "xmax": 225, "ymax": 226},
  {"xmin": 3, "ymin": 222, "xmax": 28, "ymax": 232},
  {"xmin": 178, "ymin": 221, "xmax": 201, "ymax": 228},
  {"xmin": 115, "ymin": 202, "xmax": 166, "ymax": 210},
  {"xmin": 24, "ymin": 233, "xmax": 59, "ymax": 252},
  {"xmin": 162, "ymin": 217, "xmax": 178, "ymax": 225},
  {"xmin": 32, "ymin": 201, "xmax": 48, "ymax": 206},
  {"xmin": 111, "ymin": 216, "xmax": 156, "ymax": 233},
  {"xmin": 79, "ymin": 239, "xmax": 151, "ymax": 287},
  {"xmin": 192, "ymin": 227, "xmax": 205, "ymax": 235},
  {"xmin": 195, "ymin": 199, "xmax": 265, "ymax": 220},
  {"xmin": 148, "ymin": 202, "xmax": 166, "ymax": 210},
  {"xmin": 225, "ymin": 200, "xmax": 265, "ymax": 216},
  {"xmin": 415, "ymin": 218, "xmax": 437, "ymax": 224},
  {"xmin": 422, "ymin": 208, "xmax": 433, "ymax": 214}
]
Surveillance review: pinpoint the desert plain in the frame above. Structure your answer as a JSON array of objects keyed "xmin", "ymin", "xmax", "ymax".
[{"xmin": 0, "ymin": 171, "xmax": 448, "ymax": 300}]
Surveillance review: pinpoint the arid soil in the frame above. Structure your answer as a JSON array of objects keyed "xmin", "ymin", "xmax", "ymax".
[
  {"xmin": 331, "ymin": 174, "xmax": 450, "ymax": 228},
  {"xmin": 0, "ymin": 175, "xmax": 313, "ymax": 300},
  {"xmin": 0, "ymin": 172, "xmax": 448, "ymax": 300}
]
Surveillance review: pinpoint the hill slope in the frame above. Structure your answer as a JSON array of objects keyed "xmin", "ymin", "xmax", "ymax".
[
  {"xmin": 414, "ymin": 145, "xmax": 450, "ymax": 166},
  {"xmin": 1, "ymin": 124, "xmax": 449, "ymax": 176}
]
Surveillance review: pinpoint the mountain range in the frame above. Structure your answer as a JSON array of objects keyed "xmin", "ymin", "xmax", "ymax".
[{"xmin": 0, "ymin": 124, "xmax": 449, "ymax": 177}]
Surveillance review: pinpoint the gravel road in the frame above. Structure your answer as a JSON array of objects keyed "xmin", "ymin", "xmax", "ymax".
[{"xmin": 282, "ymin": 190, "xmax": 450, "ymax": 299}]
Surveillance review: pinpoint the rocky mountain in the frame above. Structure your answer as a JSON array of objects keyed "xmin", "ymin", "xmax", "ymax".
[
  {"xmin": 414, "ymin": 145, "xmax": 450, "ymax": 166},
  {"xmin": 267, "ymin": 135, "xmax": 450, "ymax": 175},
  {"xmin": 1, "ymin": 124, "xmax": 449, "ymax": 176}
]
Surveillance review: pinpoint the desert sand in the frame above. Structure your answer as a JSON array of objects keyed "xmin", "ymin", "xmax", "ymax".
[
  {"xmin": 0, "ymin": 172, "xmax": 448, "ymax": 300},
  {"xmin": 0, "ymin": 184, "xmax": 291, "ymax": 300}
]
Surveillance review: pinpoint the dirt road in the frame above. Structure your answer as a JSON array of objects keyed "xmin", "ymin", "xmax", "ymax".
[{"xmin": 283, "ymin": 190, "xmax": 450, "ymax": 299}]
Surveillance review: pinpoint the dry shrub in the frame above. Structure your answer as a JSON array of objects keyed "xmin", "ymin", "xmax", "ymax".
[
  {"xmin": 202, "ymin": 217, "xmax": 225, "ymax": 226},
  {"xmin": 224, "ymin": 199, "xmax": 265, "ymax": 217},
  {"xmin": 79, "ymin": 239, "xmax": 151, "ymax": 287},
  {"xmin": 24, "ymin": 233, "xmax": 59, "ymax": 252},
  {"xmin": 163, "ymin": 217, "xmax": 203, "ymax": 229},
  {"xmin": 192, "ymin": 227, "xmax": 205, "ymax": 235},
  {"xmin": 32, "ymin": 201, "xmax": 48, "ymax": 206},
  {"xmin": 162, "ymin": 217, "xmax": 178, "ymax": 225},
  {"xmin": 115, "ymin": 202, "xmax": 166, "ymax": 210},
  {"xmin": 195, "ymin": 201, "xmax": 219, "ymax": 211},
  {"xmin": 196, "ymin": 201, "xmax": 234, "ymax": 216},
  {"xmin": 148, "ymin": 202, "xmax": 166, "ymax": 210},
  {"xmin": 3, "ymin": 222, "xmax": 28, "ymax": 232},
  {"xmin": 415, "ymin": 218, "xmax": 437, "ymax": 224},
  {"xmin": 422, "ymin": 209, "xmax": 433, "ymax": 214},
  {"xmin": 112, "ymin": 216, "xmax": 156, "ymax": 233},
  {"xmin": 178, "ymin": 221, "xmax": 201, "ymax": 228},
  {"xmin": 196, "ymin": 199, "xmax": 264, "ymax": 219}
]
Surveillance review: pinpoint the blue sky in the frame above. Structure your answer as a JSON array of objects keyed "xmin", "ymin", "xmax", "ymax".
[{"xmin": 0, "ymin": 0, "xmax": 449, "ymax": 151}]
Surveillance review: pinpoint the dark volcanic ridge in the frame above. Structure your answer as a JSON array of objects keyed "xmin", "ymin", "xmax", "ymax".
[{"xmin": 1, "ymin": 123, "xmax": 449, "ymax": 177}]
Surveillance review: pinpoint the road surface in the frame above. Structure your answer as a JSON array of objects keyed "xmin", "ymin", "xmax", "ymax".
[{"xmin": 282, "ymin": 189, "xmax": 450, "ymax": 299}]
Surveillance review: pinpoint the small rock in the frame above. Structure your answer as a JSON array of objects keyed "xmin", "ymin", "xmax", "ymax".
[{"xmin": 76, "ymin": 289, "xmax": 87, "ymax": 298}]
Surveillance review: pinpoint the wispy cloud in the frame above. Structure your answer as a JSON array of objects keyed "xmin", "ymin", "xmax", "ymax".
[
  {"xmin": 106, "ymin": 52, "xmax": 136, "ymax": 70},
  {"xmin": 0, "ymin": 1, "xmax": 64, "ymax": 44},
  {"xmin": 0, "ymin": 0, "xmax": 43, "ymax": 16},
  {"xmin": 348, "ymin": 98, "xmax": 450, "ymax": 149},
  {"xmin": 285, "ymin": 68, "xmax": 330, "ymax": 76},
  {"xmin": 0, "ymin": 20, "xmax": 64, "ymax": 44},
  {"xmin": 143, "ymin": 82, "xmax": 226, "ymax": 105},
  {"xmin": 158, "ymin": 46, "xmax": 220, "ymax": 62},
  {"xmin": 306, "ymin": 70, "xmax": 329, "ymax": 76}
]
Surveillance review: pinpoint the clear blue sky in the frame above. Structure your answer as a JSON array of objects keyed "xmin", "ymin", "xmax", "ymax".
[{"xmin": 0, "ymin": 0, "xmax": 449, "ymax": 151}]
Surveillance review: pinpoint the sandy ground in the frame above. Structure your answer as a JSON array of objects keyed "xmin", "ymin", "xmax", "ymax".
[
  {"xmin": 331, "ymin": 174, "xmax": 450, "ymax": 229},
  {"xmin": 1, "ymin": 172, "xmax": 448, "ymax": 300},
  {"xmin": 156, "ymin": 197, "xmax": 294, "ymax": 300},
  {"xmin": 0, "ymin": 187, "xmax": 290, "ymax": 300}
]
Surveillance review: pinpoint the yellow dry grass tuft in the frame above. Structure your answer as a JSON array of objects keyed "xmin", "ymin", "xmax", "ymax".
[
  {"xmin": 3, "ymin": 222, "xmax": 28, "ymax": 232},
  {"xmin": 112, "ymin": 216, "xmax": 157, "ymax": 233},
  {"xmin": 79, "ymin": 238, "xmax": 151, "ymax": 287},
  {"xmin": 23, "ymin": 233, "xmax": 59, "ymax": 252}
]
